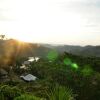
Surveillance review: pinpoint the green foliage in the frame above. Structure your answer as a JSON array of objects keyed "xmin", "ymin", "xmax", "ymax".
[
  {"xmin": 14, "ymin": 94, "xmax": 44, "ymax": 100},
  {"xmin": 0, "ymin": 85, "xmax": 21, "ymax": 100},
  {"xmin": 1, "ymin": 52, "xmax": 100, "ymax": 100},
  {"xmin": 47, "ymin": 84, "xmax": 75, "ymax": 100},
  {"xmin": 81, "ymin": 65, "xmax": 94, "ymax": 77}
]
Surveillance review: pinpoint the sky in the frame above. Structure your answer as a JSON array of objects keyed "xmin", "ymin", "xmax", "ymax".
[{"xmin": 0, "ymin": 0, "xmax": 100, "ymax": 45}]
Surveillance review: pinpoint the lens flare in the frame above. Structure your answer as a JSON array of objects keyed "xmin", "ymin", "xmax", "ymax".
[
  {"xmin": 71, "ymin": 63, "xmax": 78, "ymax": 69},
  {"xmin": 63, "ymin": 58, "xmax": 79, "ymax": 70},
  {"xmin": 47, "ymin": 50, "xmax": 58, "ymax": 61},
  {"xmin": 63, "ymin": 58, "xmax": 72, "ymax": 65}
]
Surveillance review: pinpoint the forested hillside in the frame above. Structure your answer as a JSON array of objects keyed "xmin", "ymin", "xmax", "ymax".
[
  {"xmin": 43, "ymin": 44, "xmax": 100, "ymax": 57},
  {"xmin": 0, "ymin": 43, "xmax": 100, "ymax": 100}
]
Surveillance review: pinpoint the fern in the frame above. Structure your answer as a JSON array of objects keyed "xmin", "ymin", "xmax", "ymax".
[{"xmin": 46, "ymin": 84, "xmax": 75, "ymax": 100}]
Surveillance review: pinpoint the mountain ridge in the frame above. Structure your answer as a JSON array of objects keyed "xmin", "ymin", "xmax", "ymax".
[{"xmin": 0, "ymin": 39, "xmax": 100, "ymax": 59}]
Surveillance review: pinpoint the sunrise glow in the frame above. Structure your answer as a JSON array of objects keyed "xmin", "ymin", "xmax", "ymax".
[{"xmin": 0, "ymin": 0, "xmax": 100, "ymax": 45}]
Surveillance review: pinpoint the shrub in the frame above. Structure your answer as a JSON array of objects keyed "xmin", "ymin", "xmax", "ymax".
[
  {"xmin": 46, "ymin": 84, "xmax": 75, "ymax": 100},
  {"xmin": 0, "ymin": 85, "xmax": 21, "ymax": 100},
  {"xmin": 14, "ymin": 94, "xmax": 44, "ymax": 100}
]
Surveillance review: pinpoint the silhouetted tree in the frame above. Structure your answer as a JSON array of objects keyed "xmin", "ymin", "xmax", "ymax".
[{"xmin": 0, "ymin": 34, "xmax": 5, "ymax": 40}]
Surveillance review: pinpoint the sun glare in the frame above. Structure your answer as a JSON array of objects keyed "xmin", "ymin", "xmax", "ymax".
[
  {"xmin": 14, "ymin": 36, "xmax": 33, "ymax": 43},
  {"xmin": 0, "ymin": 0, "xmax": 99, "ymax": 45},
  {"xmin": 6, "ymin": 30, "xmax": 34, "ymax": 43}
]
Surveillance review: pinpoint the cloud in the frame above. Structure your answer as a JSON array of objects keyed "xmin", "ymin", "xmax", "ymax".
[
  {"xmin": 0, "ymin": 0, "xmax": 100, "ymax": 45},
  {"xmin": 62, "ymin": 0, "xmax": 100, "ymax": 28},
  {"xmin": 0, "ymin": 10, "xmax": 9, "ymax": 21},
  {"xmin": 0, "ymin": 0, "xmax": 14, "ymax": 21}
]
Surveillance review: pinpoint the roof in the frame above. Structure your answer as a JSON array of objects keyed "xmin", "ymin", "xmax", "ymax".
[
  {"xmin": 20, "ymin": 74, "xmax": 37, "ymax": 82},
  {"xmin": 23, "ymin": 61, "xmax": 30, "ymax": 65}
]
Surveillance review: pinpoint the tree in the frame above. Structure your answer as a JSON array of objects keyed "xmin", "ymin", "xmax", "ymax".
[{"xmin": 0, "ymin": 34, "xmax": 5, "ymax": 40}]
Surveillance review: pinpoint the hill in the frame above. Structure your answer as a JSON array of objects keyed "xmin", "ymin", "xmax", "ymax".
[
  {"xmin": 0, "ymin": 39, "xmax": 100, "ymax": 65},
  {"xmin": 0, "ymin": 39, "xmax": 52, "ymax": 66},
  {"xmin": 42, "ymin": 44, "xmax": 100, "ymax": 57}
]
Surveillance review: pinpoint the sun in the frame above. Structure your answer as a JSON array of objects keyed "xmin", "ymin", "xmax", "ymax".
[
  {"xmin": 8, "ymin": 33, "xmax": 34, "ymax": 43},
  {"xmin": 16, "ymin": 36, "xmax": 33, "ymax": 43}
]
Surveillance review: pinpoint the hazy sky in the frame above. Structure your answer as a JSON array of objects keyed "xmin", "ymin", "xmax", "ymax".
[{"xmin": 0, "ymin": 0, "xmax": 100, "ymax": 45}]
